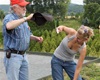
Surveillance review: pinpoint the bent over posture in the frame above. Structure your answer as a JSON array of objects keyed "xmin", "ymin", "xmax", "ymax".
[
  {"xmin": 51, "ymin": 25, "xmax": 94, "ymax": 80},
  {"xmin": 2, "ymin": 0, "xmax": 43, "ymax": 80}
]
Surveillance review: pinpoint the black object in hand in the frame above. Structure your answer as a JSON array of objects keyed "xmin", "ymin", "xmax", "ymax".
[{"xmin": 31, "ymin": 12, "xmax": 53, "ymax": 26}]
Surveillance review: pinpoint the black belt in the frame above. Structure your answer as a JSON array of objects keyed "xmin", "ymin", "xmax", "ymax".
[{"xmin": 10, "ymin": 50, "xmax": 26, "ymax": 55}]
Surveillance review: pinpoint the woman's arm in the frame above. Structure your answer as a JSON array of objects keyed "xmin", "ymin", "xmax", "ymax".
[
  {"xmin": 56, "ymin": 25, "xmax": 77, "ymax": 36},
  {"xmin": 73, "ymin": 46, "xmax": 87, "ymax": 80}
]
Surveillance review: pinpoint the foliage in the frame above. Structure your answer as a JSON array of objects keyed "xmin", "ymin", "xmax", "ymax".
[
  {"xmin": 0, "ymin": 9, "xmax": 5, "ymax": 20},
  {"xmin": 0, "ymin": 20, "xmax": 3, "ymax": 32},
  {"xmin": 93, "ymin": 8, "xmax": 100, "ymax": 28},
  {"xmin": 27, "ymin": 0, "xmax": 70, "ymax": 19},
  {"xmin": 83, "ymin": 0, "xmax": 100, "ymax": 28},
  {"xmin": 67, "ymin": 3, "xmax": 84, "ymax": 15},
  {"xmin": 84, "ymin": 0, "xmax": 100, "ymax": 5},
  {"xmin": 86, "ymin": 29, "xmax": 100, "ymax": 57},
  {"xmin": 0, "ymin": 32, "xmax": 3, "ymax": 48},
  {"xmin": 83, "ymin": 3, "xmax": 100, "ymax": 28},
  {"xmin": 59, "ymin": 19, "xmax": 81, "ymax": 29},
  {"xmin": 81, "ymin": 63, "xmax": 100, "ymax": 80},
  {"xmin": 0, "ymin": 19, "xmax": 99, "ymax": 57},
  {"xmin": 28, "ymin": 19, "xmax": 100, "ymax": 57},
  {"xmin": 0, "ymin": 3, "xmax": 84, "ymax": 19}
]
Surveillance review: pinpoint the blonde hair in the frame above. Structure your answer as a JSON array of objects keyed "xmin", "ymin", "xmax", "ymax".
[{"xmin": 77, "ymin": 25, "xmax": 94, "ymax": 39}]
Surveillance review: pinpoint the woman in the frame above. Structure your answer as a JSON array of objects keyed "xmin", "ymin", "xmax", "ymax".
[{"xmin": 51, "ymin": 25, "xmax": 94, "ymax": 80}]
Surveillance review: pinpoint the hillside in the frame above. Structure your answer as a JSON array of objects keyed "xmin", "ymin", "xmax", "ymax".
[
  {"xmin": 0, "ymin": 5, "xmax": 10, "ymax": 13},
  {"xmin": 68, "ymin": 3, "xmax": 84, "ymax": 15},
  {"xmin": 0, "ymin": 3, "xmax": 84, "ymax": 14}
]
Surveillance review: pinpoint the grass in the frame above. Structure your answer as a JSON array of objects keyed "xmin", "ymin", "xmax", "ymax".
[
  {"xmin": 59, "ymin": 19, "xmax": 82, "ymax": 30},
  {"xmin": 0, "ymin": 20, "xmax": 3, "ymax": 49},
  {"xmin": 0, "ymin": 20, "xmax": 3, "ymax": 32},
  {"xmin": 41, "ymin": 63, "xmax": 100, "ymax": 80},
  {"xmin": 81, "ymin": 63, "xmax": 100, "ymax": 80}
]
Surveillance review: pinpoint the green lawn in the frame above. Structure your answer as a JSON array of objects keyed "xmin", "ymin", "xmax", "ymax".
[{"xmin": 59, "ymin": 19, "xmax": 81, "ymax": 30}]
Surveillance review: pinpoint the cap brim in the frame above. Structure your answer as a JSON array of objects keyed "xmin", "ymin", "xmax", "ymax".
[
  {"xmin": 18, "ymin": 1, "xmax": 30, "ymax": 6},
  {"xmin": 41, "ymin": 13, "xmax": 53, "ymax": 21}
]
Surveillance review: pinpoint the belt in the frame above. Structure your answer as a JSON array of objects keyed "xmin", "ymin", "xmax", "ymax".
[{"xmin": 10, "ymin": 50, "xmax": 26, "ymax": 55}]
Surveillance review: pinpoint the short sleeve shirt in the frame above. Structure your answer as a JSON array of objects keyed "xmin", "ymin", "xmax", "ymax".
[{"xmin": 3, "ymin": 13, "xmax": 31, "ymax": 51}]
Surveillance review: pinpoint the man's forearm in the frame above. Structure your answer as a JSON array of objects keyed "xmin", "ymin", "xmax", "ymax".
[
  {"xmin": 6, "ymin": 17, "xmax": 26, "ymax": 30},
  {"xmin": 30, "ymin": 35, "xmax": 39, "ymax": 41}
]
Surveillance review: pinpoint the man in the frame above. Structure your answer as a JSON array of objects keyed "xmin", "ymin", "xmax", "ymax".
[{"xmin": 2, "ymin": 0, "xmax": 43, "ymax": 80}]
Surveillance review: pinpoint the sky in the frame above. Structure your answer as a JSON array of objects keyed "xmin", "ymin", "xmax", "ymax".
[
  {"xmin": 0, "ymin": 0, "xmax": 83, "ymax": 5},
  {"xmin": 0, "ymin": 0, "xmax": 10, "ymax": 5},
  {"xmin": 71, "ymin": 0, "xmax": 83, "ymax": 5}
]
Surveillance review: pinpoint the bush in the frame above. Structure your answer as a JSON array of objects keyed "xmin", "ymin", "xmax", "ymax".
[{"xmin": 28, "ymin": 20, "xmax": 100, "ymax": 57}]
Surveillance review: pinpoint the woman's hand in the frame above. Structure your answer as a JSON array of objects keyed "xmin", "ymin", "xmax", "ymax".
[
  {"xmin": 56, "ymin": 25, "xmax": 77, "ymax": 36},
  {"xmin": 56, "ymin": 25, "xmax": 64, "ymax": 34}
]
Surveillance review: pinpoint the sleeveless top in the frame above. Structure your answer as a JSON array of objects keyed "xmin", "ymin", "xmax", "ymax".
[{"xmin": 54, "ymin": 35, "xmax": 86, "ymax": 61}]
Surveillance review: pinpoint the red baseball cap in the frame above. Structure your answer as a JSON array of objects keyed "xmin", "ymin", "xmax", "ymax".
[{"xmin": 10, "ymin": 0, "xmax": 30, "ymax": 6}]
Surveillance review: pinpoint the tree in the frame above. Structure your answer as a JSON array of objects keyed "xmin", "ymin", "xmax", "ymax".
[
  {"xmin": 83, "ymin": 3, "xmax": 100, "ymax": 28},
  {"xmin": 70, "ymin": 12, "xmax": 75, "ymax": 19},
  {"xmin": 84, "ymin": 0, "xmax": 100, "ymax": 5},
  {"xmin": 82, "ymin": 17, "xmax": 89, "ymax": 26},
  {"xmin": 0, "ymin": 9, "xmax": 5, "ymax": 20},
  {"xmin": 93, "ymin": 8, "xmax": 100, "ymax": 28},
  {"xmin": 27, "ymin": 0, "xmax": 70, "ymax": 19}
]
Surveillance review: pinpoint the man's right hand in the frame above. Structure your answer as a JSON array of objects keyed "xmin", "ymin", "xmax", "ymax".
[{"xmin": 26, "ymin": 13, "xmax": 34, "ymax": 21}]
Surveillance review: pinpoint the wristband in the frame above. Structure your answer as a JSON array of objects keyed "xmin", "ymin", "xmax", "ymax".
[{"xmin": 23, "ymin": 17, "xmax": 27, "ymax": 21}]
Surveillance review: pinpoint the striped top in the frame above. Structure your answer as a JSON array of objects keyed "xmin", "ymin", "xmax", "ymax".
[{"xmin": 54, "ymin": 35, "xmax": 86, "ymax": 61}]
